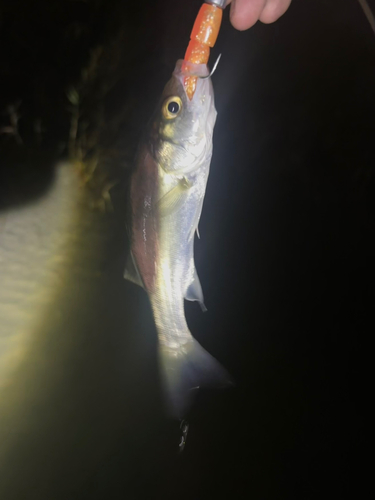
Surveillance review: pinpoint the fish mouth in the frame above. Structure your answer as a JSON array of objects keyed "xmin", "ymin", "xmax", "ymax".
[
  {"xmin": 174, "ymin": 60, "xmax": 210, "ymax": 101},
  {"xmin": 175, "ymin": 59, "xmax": 210, "ymax": 79}
]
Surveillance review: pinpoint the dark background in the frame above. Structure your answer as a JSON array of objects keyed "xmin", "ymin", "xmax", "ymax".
[{"xmin": 0, "ymin": 0, "xmax": 373, "ymax": 498}]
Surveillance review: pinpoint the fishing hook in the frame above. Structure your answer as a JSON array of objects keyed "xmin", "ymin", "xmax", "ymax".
[{"xmin": 200, "ymin": 53, "xmax": 222, "ymax": 80}]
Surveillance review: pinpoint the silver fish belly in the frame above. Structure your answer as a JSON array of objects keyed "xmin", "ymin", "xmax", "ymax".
[{"xmin": 126, "ymin": 60, "xmax": 231, "ymax": 417}]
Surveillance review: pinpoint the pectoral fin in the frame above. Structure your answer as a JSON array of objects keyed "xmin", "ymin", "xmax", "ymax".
[
  {"xmin": 157, "ymin": 177, "xmax": 191, "ymax": 218},
  {"xmin": 185, "ymin": 268, "xmax": 207, "ymax": 312},
  {"xmin": 124, "ymin": 251, "xmax": 144, "ymax": 288}
]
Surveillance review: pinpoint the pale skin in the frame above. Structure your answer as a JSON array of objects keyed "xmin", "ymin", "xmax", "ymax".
[{"xmin": 227, "ymin": 0, "xmax": 292, "ymax": 31}]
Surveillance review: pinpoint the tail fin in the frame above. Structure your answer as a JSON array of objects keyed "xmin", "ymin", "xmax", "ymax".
[{"xmin": 158, "ymin": 339, "xmax": 233, "ymax": 418}]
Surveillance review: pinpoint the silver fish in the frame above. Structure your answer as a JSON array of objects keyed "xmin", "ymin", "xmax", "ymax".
[{"xmin": 125, "ymin": 60, "xmax": 231, "ymax": 417}]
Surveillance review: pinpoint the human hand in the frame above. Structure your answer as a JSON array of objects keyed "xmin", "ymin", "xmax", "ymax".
[{"xmin": 226, "ymin": 0, "xmax": 292, "ymax": 30}]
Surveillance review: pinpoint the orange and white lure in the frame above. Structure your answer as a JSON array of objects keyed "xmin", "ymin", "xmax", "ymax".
[{"xmin": 184, "ymin": 0, "xmax": 225, "ymax": 100}]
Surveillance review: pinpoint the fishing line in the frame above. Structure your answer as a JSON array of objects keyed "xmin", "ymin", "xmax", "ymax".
[{"xmin": 357, "ymin": 0, "xmax": 375, "ymax": 34}]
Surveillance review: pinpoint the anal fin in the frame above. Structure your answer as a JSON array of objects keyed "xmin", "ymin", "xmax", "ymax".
[
  {"xmin": 124, "ymin": 251, "xmax": 144, "ymax": 288},
  {"xmin": 185, "ymin": 267, "xmax": 207, "ymax": 312}
]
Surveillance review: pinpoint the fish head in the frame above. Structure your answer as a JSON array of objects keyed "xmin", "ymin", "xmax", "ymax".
[{"xmin": 151, "ymin": 60, "xmax": 217, "ymax": 174}]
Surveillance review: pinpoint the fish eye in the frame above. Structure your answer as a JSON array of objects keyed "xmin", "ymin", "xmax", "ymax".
[{"xmin": 162, "ymin": 96, "xmax": 182, "ymax": 119}]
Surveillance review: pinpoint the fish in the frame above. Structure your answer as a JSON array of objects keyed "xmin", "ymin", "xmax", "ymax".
[{"xmin": 125, "ymin": 60, "xmax": 231, "ymax": 417}]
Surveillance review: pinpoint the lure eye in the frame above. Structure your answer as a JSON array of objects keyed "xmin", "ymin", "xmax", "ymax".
[{"xmin": 162, "ymin": 96, "xmax": 182, "ymax": 119}]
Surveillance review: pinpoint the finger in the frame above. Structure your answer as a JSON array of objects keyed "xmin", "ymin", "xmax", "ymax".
[
  {"xmin": 259, "ymin": 0, "xmax": 292, "ymax": 24},
  {"xmin": 229, "ymin": 0, "xmax": 268, "ymax": 31}
]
